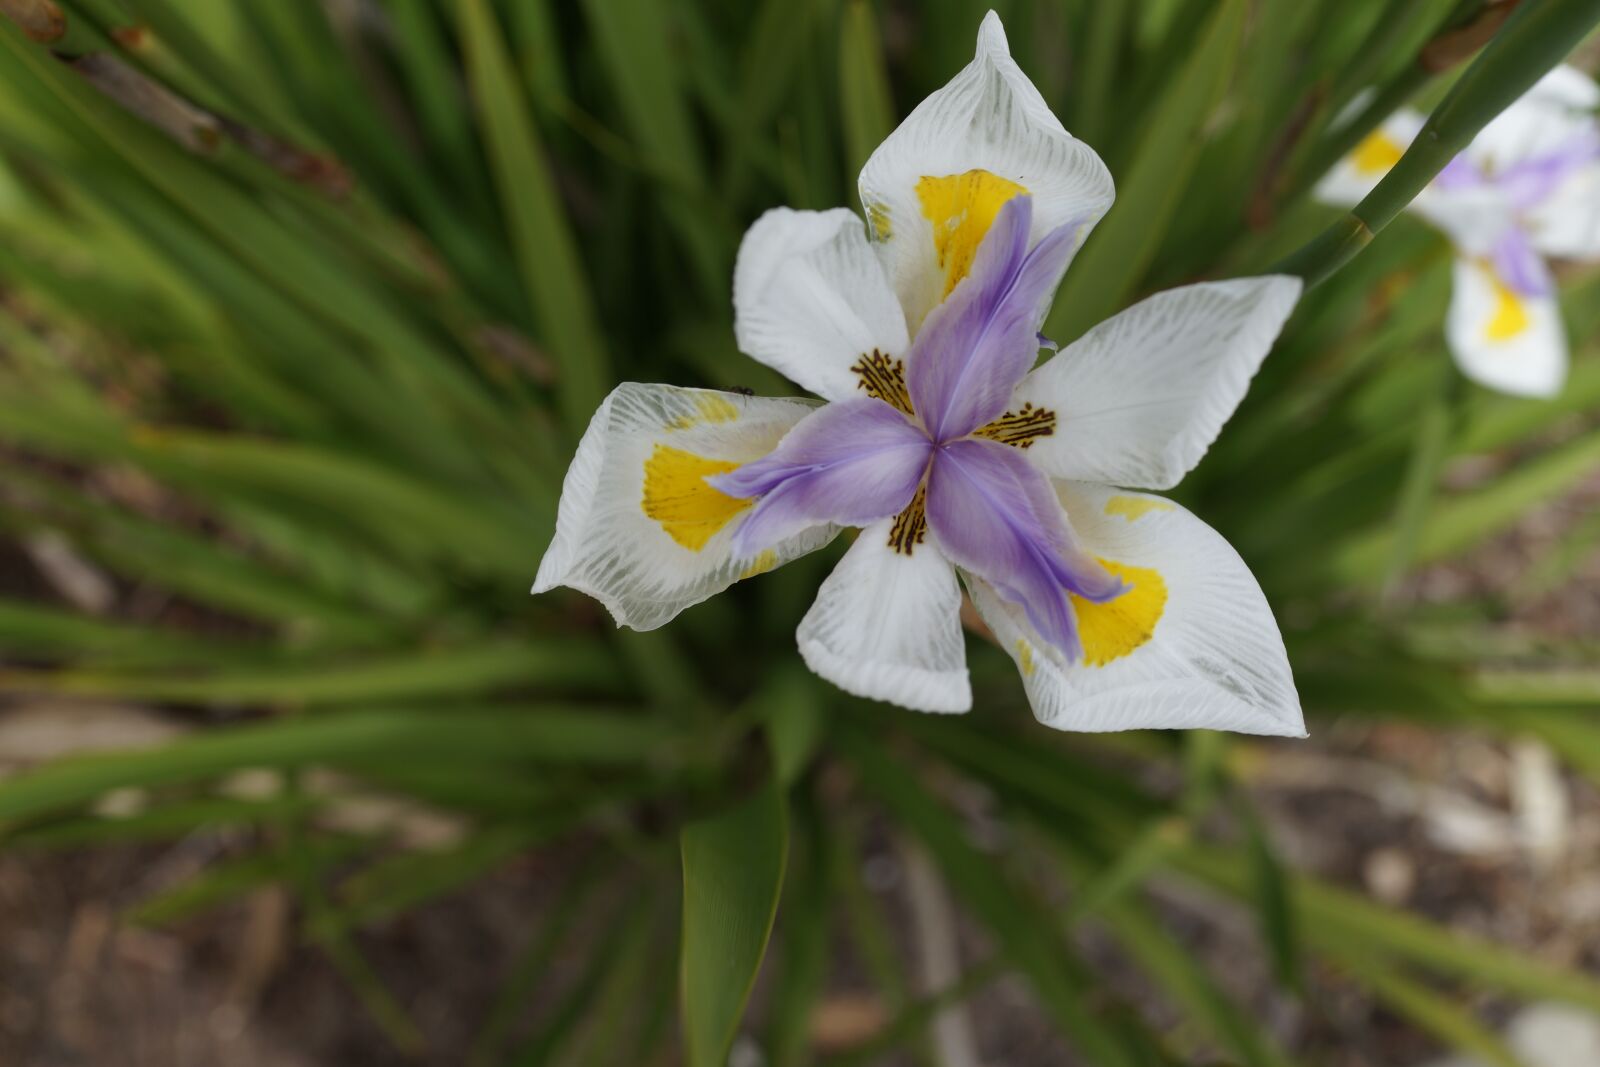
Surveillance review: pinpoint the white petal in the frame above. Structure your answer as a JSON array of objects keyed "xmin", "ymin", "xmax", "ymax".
[
  {"xmin": 1468, "ymin": 65, "xmax": 1600, "ymax": 172},
  {"xmin": 798, "ymin": 523, "xmax": 970, "ymax": 713},
  {"xmin": 734, "ymin": 207, "xmax": 910, "ymax": 402},
  {"xmin": 1528, "ymin": 63, "xmax": 1600, "ymax": 110},
  {"xmin": 857, "ymin": 11, "xmax": 1114, "ymax": 331},
  {"xmin": 1313, "ymin": 109, "xmax": 1425, "ymax": 208},
  {"xmin": 533, "ymin": 383, "xmax": 837, "ymax": 629},
  {"xmin": 967, "ymin": 482, "xmax": 1303, "ymax": 736},
  {"xmin": 1445, "ymin": 256, "xmax": 1567, "ymax": 398},
  {"xmin": 1013, "ymin": 276, "xmax": 1302, "ymax": 490},
  {"xmin": 1412, "ymin": 184, "xmax": 1514, "ymax": 257},
  {"xmin": 1528, "ymin": 161, "xmax": 1600, "ymax": 259}
]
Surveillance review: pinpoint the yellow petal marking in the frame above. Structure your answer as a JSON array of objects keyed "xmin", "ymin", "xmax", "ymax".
[
  {"xmin": 1070, "ymin": 559, "xmax": 1167, "ymax": 668},
  {"xmin": 641, "ymin": 445, "xmax": 749, "ymax": 551},
  {"xmin": 740, "ymin": 549, "xmax": 778, "ymax": 579},
  {"xmin": 667, "ymin": 393, "xmax": 740, "ymax": 430},
  {"xmin": 916, "ymin": 170, "xmax": 1029, "ymax": 298},
  {"xmin": 1104, "ymin": 495, "xmax": 1175, "ymax": 522},
  {"xmin": 1485, "ymin": 268, "xmax": 1531, "ymax": 342},
  {"xmin": 865, "ymin": 200, "xmax": 893, "ymax": 241},
  {"xmin": 1014, "ymin": 638, "xmax": 1036, "ymax": 678},
  {"xmin": 1352, "ymin": 130, "xmax": 1405, "ymax": 175}
]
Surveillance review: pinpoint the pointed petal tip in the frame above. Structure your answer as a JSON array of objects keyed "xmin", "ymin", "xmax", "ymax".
[
  {"xmin": 966, "ymin": 190, "xmax": 1032, "ymax": 257},
  {"xmin": 975, "ymin": 9, "xmax": 1008, "ymax": 56},
  {"xmin": 530, "ymin": 558, "xmax": 560, "ymax": 596},
  {"xmin": 1259, "ymin": 704, "xmax": 1308, "ymax": 739},
  {"xmin": 1004, "ymin": 188, "xmax": 1034, "ymax": 223},
  {"xmin": 1245, "ymin": 273, "xmax": 1306, "ymax": 327},
  {"xmin": 1269, "ymin": 272, "xmax": 1305, "ymax": 301}
]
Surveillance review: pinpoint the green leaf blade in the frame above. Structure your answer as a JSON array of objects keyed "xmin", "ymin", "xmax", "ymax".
[{"xmin": 680, "ymin": 782, "xmax": 789, "ymax": 1067}]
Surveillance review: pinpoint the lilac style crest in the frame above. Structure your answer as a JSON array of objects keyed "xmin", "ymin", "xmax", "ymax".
[
  {"xmin": 534, "ymin": 11, "xmax": 1307, "ymax": 736},
  {"xmin": 710, "ymin": 197, "xmax": 1126, "ymax": 664}
]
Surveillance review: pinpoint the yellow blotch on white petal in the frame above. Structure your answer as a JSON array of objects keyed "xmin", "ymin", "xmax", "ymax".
[
  {"xmin": 1070, "ymin": 559, "xmax": 1167, "ymax": 668},
  {"xmin": 1485, "ymin": 269, "xmax": 1532, "ymax": 342},
  {"xmin": 865, "ymin": 200, "xmax": 893, "ymax": 241},
  {"xmin": 667, "ymin": 394, "xmax": 740, "ymax": 430},
  {"xmin": 1352, "ymin": 130, "xmax": 1405, "ymax": 175},
  {"xmin": 740, "ymin": 549, "xmax": 777, "ymax": 579},
  {"xmin": 1014, "ymin": 638, "xmax": 1036, "ymax": 678},
  {"xmin": 641, "ymin": 445, "xmax": 749, "ymax": 551},
  {"xmin": 916, "ymin": 170, "xmax": 1029, "ymax": 298},
  {"xmin": 1104, "ymin": 495, "xmax": 1174, "ymax": 522}
]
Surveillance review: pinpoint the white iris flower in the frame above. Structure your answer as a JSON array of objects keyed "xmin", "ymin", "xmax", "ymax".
[
  {"xmin": 1318, "ymin": 66, "xmax": 1600, "ymax": 397},
  {"xmin": 534, "ymin": 12, "xmax": 1307, "ymax": 737}
]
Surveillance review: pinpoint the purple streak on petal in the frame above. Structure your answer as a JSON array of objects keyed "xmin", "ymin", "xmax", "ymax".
[
  {"xmin": 709, "ymin": 398, "xmax": 932, "ymax": 555},
  {"xmin": 906, "ymin": 196, "xmax": 1078, "ymax": 443},
  {"xmin": 1493, "ymin": 128, "xmax": 1600, "ymax": 210},
  {"xmin": 1490, "ymin": 226, "xmax": 1554, "ymax": 297},
  {"xmin": 1433, "ymin": 152, "xmax": 1485, "ymax": 193},
  {"xmin": 924, "ymin": 437, "xmax": 1124, "ymax": 662}
]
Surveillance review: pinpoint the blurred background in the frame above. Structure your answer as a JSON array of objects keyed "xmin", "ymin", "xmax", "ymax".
[{"xmin": 0, "ymin": 0, "xmax": 1597, "ymax": 1064}]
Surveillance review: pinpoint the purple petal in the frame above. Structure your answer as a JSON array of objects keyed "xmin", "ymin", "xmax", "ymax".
[
  {"xmin": 1489, "ymin": 227, "xmax": 1554, "ymax": 297},
  {"xmin": 710, "ymin": 398, "xmax": 932, "ymax": 555},
  {"xmin": 925, "ymin": 437, "xmax": 1123, "ymax": 661},
  {"xmin": 1433, "ymin": 152, "xmax": 1484, "ymax": 193},
  {"xmin": 906, "ymin": 196, "xmax": 1078, "ymax": 442}
]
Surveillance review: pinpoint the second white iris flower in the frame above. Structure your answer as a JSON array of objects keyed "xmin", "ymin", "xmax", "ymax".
[{"xmin": 1318, "ymin": 66, "xmax": 1600, "ymax": 398}]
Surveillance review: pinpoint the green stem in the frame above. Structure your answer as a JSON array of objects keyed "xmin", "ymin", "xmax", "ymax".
[{"xmin": 1274, "ymin": 213, "xmax": 1375, "ymax": 282}]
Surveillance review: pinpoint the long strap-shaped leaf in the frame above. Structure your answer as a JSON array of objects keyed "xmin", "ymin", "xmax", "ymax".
[
  {"xmin": 1046, "ymin": 0, "xmax": 1247, "ymax": 345},
  {"xmin": 680, "ymin": 781, "xmax": 788, "ymax": 1067},
  {"xmin": 0, "ymin": 707, "xmax": 673, "ymax": 823},
  {"xmin": 456, "ymin": 0, "xmax": 611, "ymax": 435},
  {"xmin": 838, "ymin": 0, "xmax": 895, "ymax": 184}
]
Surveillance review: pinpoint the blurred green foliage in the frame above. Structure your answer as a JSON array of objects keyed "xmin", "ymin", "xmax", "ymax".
[{"xmin": 0, "ymin": 0, "xmax": 1596, "ymax": 1063}]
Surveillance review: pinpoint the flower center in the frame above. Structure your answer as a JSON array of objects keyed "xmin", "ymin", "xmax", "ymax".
[{"xmin": 850, "ymin": 351, "xmax": 1058, "ymax": 449}]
